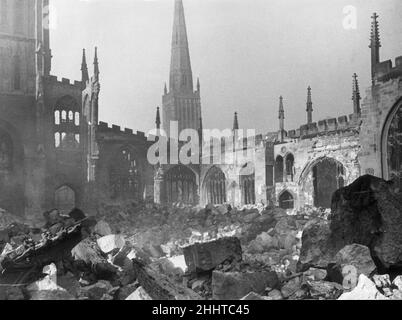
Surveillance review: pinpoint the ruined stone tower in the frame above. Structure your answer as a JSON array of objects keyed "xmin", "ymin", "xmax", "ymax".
[{"xmin": 162, "ymin": 0, "xmax": 202, "ymax": 137}]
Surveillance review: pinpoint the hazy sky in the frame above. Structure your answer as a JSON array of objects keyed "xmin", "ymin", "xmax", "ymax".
[{"xmin": 50, "ymin": 0, "xmax": 402, "ymax": 135}]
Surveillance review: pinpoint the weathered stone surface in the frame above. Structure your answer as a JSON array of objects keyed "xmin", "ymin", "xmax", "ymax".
[
  {"xmin": 372, "ymin": 274, "xmax": 391, "ymax": 289},
  {"xmin": 335, "ymin": 244, "xmax": 376, "ymax": 277},
  {"xmin": 212, "ymin": 270, "xmax": 279, "ymax": 300},
  {"xmin": 306, "ymin": 280, "xmax": 343, "ymax": 299},
  {"xmin": 331, "ymin": 175, "xmax": 402, "ymax": 270},
  {"xmin": 132, "ymin": 259, "xmax": 202, "ymax": 300},
  {"xmin": 304, "ymin": 268, "xmax": 327, "ymax": 281},
  {"xmin": 29, "ymin": 290, "xmax": 75, "ymax": 300},
  {"xmin": 125, "ymin": 286, "xmax": 153, "ymax": 300},
  {"xmin": 392, "ymin": 275, "xmax": 402, "ymax": 291},
  {"xmin": 183, "ymin": 237, "xmax": 242, "ymax": 273},
  {"xmin": 338, "ymin": 274, "xmax": 388, "ymax": 300},
  {"xmin": 71, "ymin": 238, "xmax": 118, "ymax": 279},
  {"xmin": 97, "ymin": 234, "xmax": 125, "ymax": 254},
  {"xmin": 80, "ymin": 280, "xmax": 114, "ymax": 300},
  {"xmin": 0, "ymin": 286, "xmax": 25, "ymax": 300},
  {"xmin": 94, "ymin": 220, "xmax": 113, "ymax": 236},
  {"xmin": 267, "ymin": 289, "xmax": 283, "ymax": 300},
  {"xmin": 281, "ymin": 276, "xmax": 302, "ymax": 298},
  {"xmin": 298, "ymin": 219, "xmax": 337, "ymax": 271}
]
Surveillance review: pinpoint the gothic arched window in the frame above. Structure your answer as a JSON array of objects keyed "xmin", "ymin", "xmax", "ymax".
[
  {"xmin": 275, "ymin": 155, "xmax": 284, "ymax": 183},
  {"xmin": 285, "ymin": 153, "xmax": 295, "ymax": 182},
  {"xmin": 279, "ymin": 191, "xmax": 294, "ymax": 209},
  {"xmin": 54, "ymin": 96, "xmax": 80, "ymax": 150},
  {"xmin": 240, "ymin": 162, "xmax": 255, "ymax": 205},
  {"xmin": 109, "ymin": 148, "xmax": 141, "ymax": 200}
]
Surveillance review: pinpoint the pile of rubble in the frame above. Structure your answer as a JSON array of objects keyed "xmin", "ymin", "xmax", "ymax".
[{"xmin": 1, "ymin": 175, "xmax": 402, "ymax": 300}]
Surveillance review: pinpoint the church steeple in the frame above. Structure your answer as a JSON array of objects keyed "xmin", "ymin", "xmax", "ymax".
[
  {"xmin": 352, "ymin": 73, "xmax": 361, "ymax": 115},
  {"xmin": 306, "ymin": 86, "xmax": 313, "ymax": 124},
  {"xmin": 81, "ymin": 49, "xmax": 89, "ymax": 86},
  {"xmin": 169, "ymin": 0, "xmax": 193, "ymax": 93},
  {"xmin": 156, "ymin": 107, "xmax": 161, "ymax": 130},
  {"xmin": 93, "ymin": 47, "xmax": 99, "ymax": 82},
  {"xmin": 369, "ymin": 13, "xmax": 381, "ymax": 84},
  {"xmin": 233, "ymin": 112, "xmax": 239, "ymax": 131},
  {"xmin": 278, "ymin": 96, "xmax": 285, "ymax": 142}
]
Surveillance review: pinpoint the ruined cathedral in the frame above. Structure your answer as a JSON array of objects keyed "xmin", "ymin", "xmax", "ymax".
[{"xmin": 0, "ymin": 0, "xmax": 401, "ymax": 222}]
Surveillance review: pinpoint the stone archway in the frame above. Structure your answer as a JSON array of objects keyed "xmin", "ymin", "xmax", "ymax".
[
  {"xmin": 202, "ymin": 166, "xmax": 226, "ymax": 205},
  {"xmin": 165, "ymin": 165, "xmax": 197, "ymax": 205},
  {"xmin": 382, "ymin": 99, "xmax": 402, "ymax": 193},
  {"xmin": 300, "ymin": 157, "xmax": 345, "ymax": 208}
]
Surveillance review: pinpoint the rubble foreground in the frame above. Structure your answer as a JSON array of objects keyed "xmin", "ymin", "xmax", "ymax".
[{"xmin": 1, "ymin": 175, "xmax": 402, "ymax": 300}]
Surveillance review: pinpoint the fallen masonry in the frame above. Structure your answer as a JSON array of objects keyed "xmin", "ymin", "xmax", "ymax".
[{"xmin": 1, "ymin": 175, "xmax": 402, "ymax": 300}]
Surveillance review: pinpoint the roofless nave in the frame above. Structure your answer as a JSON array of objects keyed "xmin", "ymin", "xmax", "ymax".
[{"xmin": 0, "ymin": 0, "xmax": 401, "ymax": 220}]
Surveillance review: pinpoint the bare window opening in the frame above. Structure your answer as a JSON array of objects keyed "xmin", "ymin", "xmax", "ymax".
[
  {"xmin": 110, "ymin": 149, "xmax": 141, "ymax": 200},
  {"xmin": 54, "ymin": 132, "xmax": 60, "ymax": 148},
  {"xmin": 204, "ymin": 166, "xmax": 226, "ymax": 205},
  {"xmin": 75, "ymin": 112, "xmax": 80, "ymax": 126},
  {"xmin": 75, "ymin": 134, "xmax": 80, "ymax": 144},
  {"xmin": 61, "ymin": 111, "xmax": 67, "ymax": 121},
  {"xmin": 275, "ymin": 155, "xmax": 284, "ymax": 183},
  {"xmin": 54, "ymin": 110, "xmax": 60, "ymax": 125},
  {"xmin": 165, "ymin": 165, "xmax": 197, "ymax": 205},
  {"xmin": 279, "ymin": 190, "xmax": 294, "ymax": 209},
  {"xmin": 285, "ymin": 153, "xmax": 295, "ymax": 182},
  {"xmin": 240, "ymin": 163, "xmax": 255, "ymax": 205}
]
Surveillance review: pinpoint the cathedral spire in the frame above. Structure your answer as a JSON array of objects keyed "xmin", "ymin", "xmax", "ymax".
[
  {"xmin": 81, "ymin": 49, "xmax": 89, "ymax": 86},
  {"xmin": 369, "ymin": 13, "xmax": 381, "ymax": 84},
  {"xmin": 279, "ymin": 96, "xmax": 285, "ymax": 130},
  {"xmin": 169, "ymin": 0, "xmax": 193, "ymax": 93},
  {"xmin": 279, "ymin": 96, "xmax": 285, "ymax": 142},
  {"xmin": 306, "ymin": 86, "xmax": 313, "ymax": 124},
  {"xmin": 233, "ymin": 112, "xmax": 239, "ymax": 131},
  {"xmin": 156, "ymin": 107, "xmax": 161, "ymax": 130},
  {"xmin": 93, "ymin": 47, "xmax": 99, "ymax": 82},
  {"xmin": 352, "ymin": 73, "xmax": 361, "ymax": 115}
]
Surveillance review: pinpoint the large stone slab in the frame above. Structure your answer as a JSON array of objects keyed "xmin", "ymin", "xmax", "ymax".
[
  {"xmin": 183, "ymin": 237, "xmax": 242, "ymax": 273},
  {"xmin": 212, "ymin": 270, "xmax": 279, "ymax": 300}
]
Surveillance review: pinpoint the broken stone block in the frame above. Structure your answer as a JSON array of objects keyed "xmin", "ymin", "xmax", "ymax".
[
  {"xmin": 132, "ymin": 259, "xmax": 202, "ymax": 300},
  {"xmin": 331, "ymin": 175, "xmax": 402, "ymax": 270},
  {"xmin": 183, "ymin": 237, "xmax": 242, "ymax": 273},
  {"xmin": 298, "ymin": 219, "xmax": 337, "ymax": 271},
  {"xmin": 125, "ymin": 286, "xmax": 152, "ymax": 300},
  {"xmin": 80, "ymin": 280, "xmax": 113, "ymax": 300},
  {"xmin": 94, "ymin": 220, "xmax": 112, "ymax": 236},
  {"xmin": 191, "ymin": 279, "xmax": 206, "ymax": 292},
  {"xmin": 304, "ymin": 268, "xmax": 327, "ymax": 281},
  {"xmin": 267, "ymin": 289, "xmax": 283, "ymax": 300},
  {"xmin": 334, "ymin": 244, "xmax": 376, "ymax": 278},
  {"xmin": 338, "ymin": 274, "xmax": 388, "ymax": 300},
  {"xmin": 212, "ymin": 270, "xmax": 279, "ymax": 300},
  {"xmin": 58, "ymin": 272, "xmax": 81, "ymax": 298},
  {"xmin": 71, "ymin": 238, "xmax": 118, "ymax": 279},
  {"xmin": 372, "ymin": 274, "xmax": 391, "ymax": 289},
  {"xmin": 306, "ymin": 280, "xmax": 344, "ymax": 299},
  {"xmin": 97, "ymin": 234, "xmax": 125, "ymax": 254},
  {"xmin": 392, "ymin": 275, "xmax": 402, "ymax": 291},
  {"xmin": 281, "ymin": 276, "xmax": 302, "ymax": 298}
]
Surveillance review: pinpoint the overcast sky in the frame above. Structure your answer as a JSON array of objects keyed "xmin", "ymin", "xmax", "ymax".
[{"xmin": 50, "ymin": 0, "xmax": 402, "ymax": 135}]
